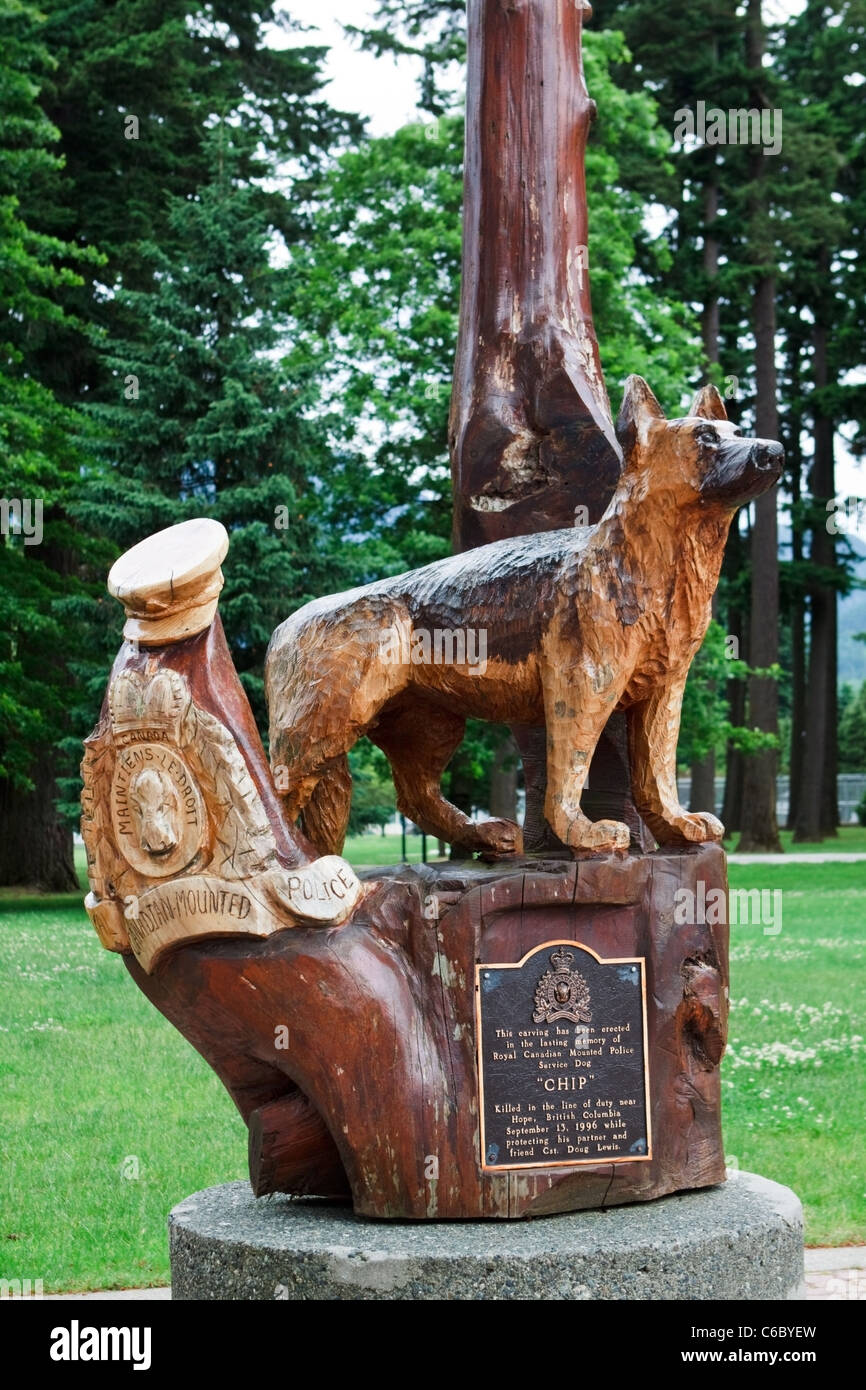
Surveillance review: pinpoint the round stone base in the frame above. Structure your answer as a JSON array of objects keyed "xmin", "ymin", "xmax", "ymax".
[{"xmin": 169, "ymin": 1172, "xmax": 804, "ymax": 1301}]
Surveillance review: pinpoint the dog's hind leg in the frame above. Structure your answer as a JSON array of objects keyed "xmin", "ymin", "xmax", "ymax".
[
  {"xmin": 299, "ymin": 754, "xmax": 353, "ymax": 857},
  {"xmin": 371, "ymin": 702, "xmax": 522, "ymax": 857}
]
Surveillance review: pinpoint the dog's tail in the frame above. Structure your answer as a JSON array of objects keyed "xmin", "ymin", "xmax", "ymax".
[{"xmin": 299, "ymin": 754, "xmax": 353, "ymax": 857}]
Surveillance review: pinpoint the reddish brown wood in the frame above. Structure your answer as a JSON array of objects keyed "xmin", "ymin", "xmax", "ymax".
[
  {"xmin": 86, "ymin": 383, "xmax": 782, "ymax": 1220},
  {"xmin": 126, "ymin": 845, "xmax": 730, "ymax": 1219},
  {"xmin": 450, "ymin": 0, "xmax": 621, "ymax": 549},
  {"xmin": 450, "ymin": 2, "xmax": 636, "ymax": 851},
  {"xmin": 249, "ymin": 1094, "xmax": 349, "ymax": 1200}
]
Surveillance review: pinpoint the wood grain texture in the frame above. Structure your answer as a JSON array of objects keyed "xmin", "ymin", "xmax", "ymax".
[
  {"xmin": 83, "ymin": 501, "xmax": 753, "ymax": 1218},
  {"xmin": 267, "ymin": 381, "xmax": 783, "ymax": 857},
  {"xmin": 450, "ymin": 0, "xmax": 621, "ymax": 551},
  {"xmin": 126, "ymin": 847, "xmax": 731, "ymax": 1219}
]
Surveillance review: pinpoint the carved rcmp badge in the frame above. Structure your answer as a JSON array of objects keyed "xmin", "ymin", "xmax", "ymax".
[
  {"xmin": 81, "ymin": 658, "xmax": 363, "ymax": 974},
  {"xmin": 109, "ymin": 671, "xmax": 206, "ymax": 878},
  {"xmin": 533, "ymin": 946, "xmax": 592, "ymax": 1026}
]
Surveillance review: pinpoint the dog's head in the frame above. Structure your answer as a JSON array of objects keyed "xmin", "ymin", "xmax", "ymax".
[{"xmin": 615, "ymin": 376, "xmax": 784, "ymax": 511}]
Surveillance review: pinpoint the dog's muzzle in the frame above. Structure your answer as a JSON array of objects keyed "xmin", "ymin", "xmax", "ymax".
[{"xmin": 703, "ymin": 437, "xmax": 784, "ymax": 507}]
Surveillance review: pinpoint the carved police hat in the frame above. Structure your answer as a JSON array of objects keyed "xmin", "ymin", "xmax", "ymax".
[{"xmin": 108, "ymin": 518, "xmax": 229, "ymax": 645}]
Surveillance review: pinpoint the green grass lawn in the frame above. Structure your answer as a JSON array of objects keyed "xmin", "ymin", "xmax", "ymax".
[
  {"xmin": 725, "ymin": 826, "xmax": 866, "ymax": 855},
  {"xmin": 0, "ymin": 858, "xmax": 863, "ymax": 1290},
  {"xmin": 721, "ymin": 861, "xmax": 866, "ymax": 1249}
]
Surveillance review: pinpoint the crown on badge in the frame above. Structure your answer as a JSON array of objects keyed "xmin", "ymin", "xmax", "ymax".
[
  {"xmin": 109, "ymin": 668, "xmax": 187, "ymax": 742},
  {"xmin": 550, "ymin": 947, "xmax": 575, "ymax": 972}
]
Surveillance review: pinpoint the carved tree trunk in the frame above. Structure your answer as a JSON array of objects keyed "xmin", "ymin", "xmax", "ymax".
[
  {"xmin": 450, "ymin": 0, "xmax": 621, "ymax": 548},
  {"xmin": 450, "ymin": 0, "xmax": 633, "ymax": 852}
]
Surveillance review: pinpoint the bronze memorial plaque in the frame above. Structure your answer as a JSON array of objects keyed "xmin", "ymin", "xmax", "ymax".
[{"xmin": 476, "ymin": 940, "xmax": 652, "ymax": 1170}]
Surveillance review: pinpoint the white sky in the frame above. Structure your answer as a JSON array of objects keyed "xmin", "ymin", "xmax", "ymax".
[
  {"xmin": 275, "ymin": 1, "xmax": 810, "ymax": 134},
  {"xmin": 275, "ymin": 1, "xmax": 424, "ymax": 135}
]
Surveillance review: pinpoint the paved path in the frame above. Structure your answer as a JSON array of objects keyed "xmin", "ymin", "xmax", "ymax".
[
  {"xmin": 804, "ymin": 1246, "xmax": 866, "ymax": 1301},
  {"xmin": 40, "ymin": 1288, "xmax": 171, "ymax": 1300}
]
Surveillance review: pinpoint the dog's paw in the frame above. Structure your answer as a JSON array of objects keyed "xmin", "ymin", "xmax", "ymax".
[
  {"xmin": 566, "ymin": 819, "xmax": 631, "ymax": 854},
  {"xmin": 673, "ymin": 812, "xmax": 725, "ymax": 844},
  {"xmin": 474, "ymin": 818, "xmax": 524, "ymax": 856}
]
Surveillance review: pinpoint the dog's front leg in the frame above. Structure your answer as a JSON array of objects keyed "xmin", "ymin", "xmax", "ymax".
[
  {"xmin": 627, "ymin": 678, "xmax": 724, "ymax": 846},
  {"xmin": 542, "ymin": 671, "xmax": 631, "ymax": 853}
]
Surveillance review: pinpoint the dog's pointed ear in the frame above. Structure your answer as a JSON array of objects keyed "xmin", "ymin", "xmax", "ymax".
[
  {"xmin": 690, "ymin": 383, "xmax": 728, "ymax": 421},
  {"xmin": 616, "ymin": 375, "xmax": 666, "ymax": 459}
]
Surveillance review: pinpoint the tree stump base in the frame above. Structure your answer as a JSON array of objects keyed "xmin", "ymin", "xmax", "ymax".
[{"xmin": 131, "ymin": 845, "xmax": 730, "ymax": 1221}]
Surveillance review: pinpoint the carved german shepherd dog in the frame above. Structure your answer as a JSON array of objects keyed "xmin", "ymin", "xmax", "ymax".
[{"xmin": 267, "ymin": 377, "xmax": 783, "ymax": 856}]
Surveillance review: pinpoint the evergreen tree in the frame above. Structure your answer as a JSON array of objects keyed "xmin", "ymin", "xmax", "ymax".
[
  {"xmin": 1, "ymin": 2, "xmax": 361, "ymax": 883},
  {"xmin": 83, "ymin": 120, "xmax": 351, "ymax": 723},
  {"xmin": 838, "ymin": 682, "xmax": 866, "ymax": 773},
  {"xmin": 0, "ymin": 0, "xmax": 107, "ymax": 886},
  {"xmin": 777, "ymin": 0, "xmax": 866, "ymax": 840}
]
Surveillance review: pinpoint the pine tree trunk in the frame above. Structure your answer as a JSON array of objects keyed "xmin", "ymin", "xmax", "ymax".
[
  {"xmin": 690, "ymin": 169, "xmax": 720, "ymax": 813},
  {"xmin": 737, "ymin": 1, "xmax": 782, "ymax": 853},
  {"xmin": 795, "ymin": 304, "xmax": 837, "ymax": 841},
  {"xmin": 787, "ymin": 347, "xmax": 806, "ymax": 830},
  {"xmin": 0, "ymin": 759, "xmax": 77, "ymax": 891},
  {"xmin": 795, "ymin": 590, "xmax": 831, "ymax": 842},
  {"xmin": 737, "ymin": 276, "xmax": 783, "ymax": 853},
  {"xmin": 690, "ymin": 754, "xmax": 717, "ymax": 818},
  {"xmin": 721, "ymin": 527, "xmax": 748, "ymax": 834},
  {"xmin": 821, "ymin": 594, "xmax": 839, "ymax": 834}
]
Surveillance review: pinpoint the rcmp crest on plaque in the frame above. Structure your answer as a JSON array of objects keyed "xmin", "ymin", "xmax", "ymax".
[{"xmin": 533, "ymin": 946, "xmax": 592, "ymax": 1026}]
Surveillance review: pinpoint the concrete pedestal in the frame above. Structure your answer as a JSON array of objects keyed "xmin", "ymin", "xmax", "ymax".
[{"xmin": 169, "ymin": 1171, "xmax": 805, "ymax": 1301}]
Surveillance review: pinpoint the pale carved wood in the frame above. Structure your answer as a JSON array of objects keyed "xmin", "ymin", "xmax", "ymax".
[
  {"xmin": 82, "ymin": 525, "xmax": 363, "ymax": 974},
  {"xmin": 108, "ymin": 517, "xmax": 229, "ymax": 645},
  {"xmin": 267, "ymin": 381, "xmax": 783, "ymax": 858}
]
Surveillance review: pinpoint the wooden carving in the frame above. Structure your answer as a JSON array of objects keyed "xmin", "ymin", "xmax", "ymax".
[
  {"xmin": 82, "ymin": 521, "xmax": 363, "ymax": 974},
  {"xmin": 450, "ymin": 1, "xmax": 640, "ymax": 858},
  {"xmin": 82, "ymin": 513, "xmax": 741, "ymax": 1220},
  {"xmin": 79, "ymin": 7, "xmax": 784, "ymax": 1227},
  {"xmin": 267, "ymin": 380, "xmax": 783, "ymax": 857},
  {"xmin": 450, "ymin": 0, "xmax": 621, "ymax": 549}
]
